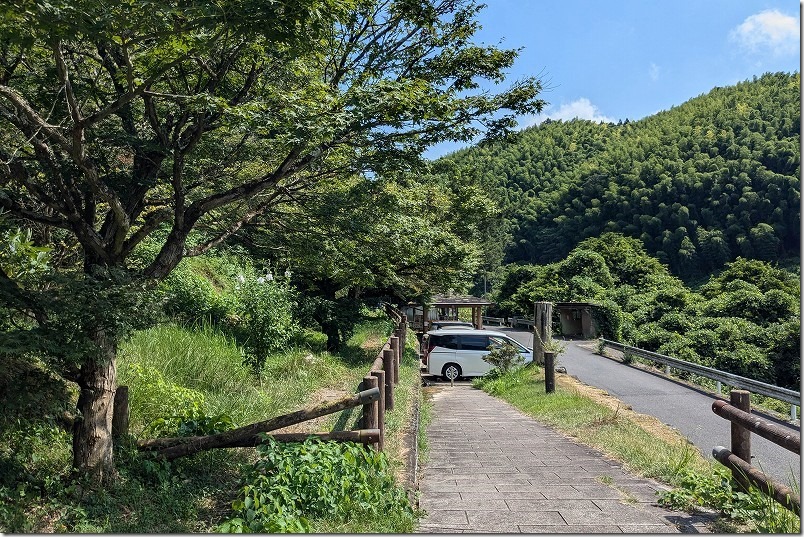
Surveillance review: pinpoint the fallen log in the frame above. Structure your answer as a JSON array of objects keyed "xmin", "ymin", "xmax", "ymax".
[{"xmin": 139, "ymin": 387, "xmax": 380, "ymax": 460}]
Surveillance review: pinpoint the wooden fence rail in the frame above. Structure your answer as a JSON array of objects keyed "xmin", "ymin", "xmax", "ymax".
[
  {"xmin": 711, "ymin": 390, "xmax": 800, "ymax": 515},
  {"xmin": 359, "ymin": 306, "xmax": 408, "ymax": 451}
]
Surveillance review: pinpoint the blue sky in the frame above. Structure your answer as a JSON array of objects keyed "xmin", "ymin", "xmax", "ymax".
[{"xmin": 425, "ymin": 0, "xmax": 801, "ymax": 159}]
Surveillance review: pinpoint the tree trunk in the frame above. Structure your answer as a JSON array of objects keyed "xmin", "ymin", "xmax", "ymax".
[
  {"xmin": 72, "ymin": 326, "xmax": 118, "ymax": 484},
  {"xmin": 321, "ymin": 320, "xmax": 341, "ymax": 352}
]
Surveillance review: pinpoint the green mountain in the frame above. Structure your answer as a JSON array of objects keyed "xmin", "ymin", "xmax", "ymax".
[{"xmin": 435, "ymin": 72, "xmax": 800, "ymax": 279}]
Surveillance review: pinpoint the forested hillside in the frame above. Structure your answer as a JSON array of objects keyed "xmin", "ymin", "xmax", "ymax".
[{"xmin": 434, "ymin": 72, "xmax": 800, "ymax": 279}]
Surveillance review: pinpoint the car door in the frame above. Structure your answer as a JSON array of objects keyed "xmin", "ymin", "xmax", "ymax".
[
  {"xmin": 456, "ymin": 334, "xmax": 492, "ymax": 376},
  {"xmin": 425, "ymin": 334, "xmax": 458, "ymax": 375}
]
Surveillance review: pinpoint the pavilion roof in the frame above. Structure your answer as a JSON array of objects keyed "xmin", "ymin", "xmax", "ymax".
[{"xmin": 425, "ymin": 294, "xmax": 494, "ymax": 307}]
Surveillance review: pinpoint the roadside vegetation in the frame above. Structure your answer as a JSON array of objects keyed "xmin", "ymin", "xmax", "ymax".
[
  {"xmin": 474, "ymin": 366, "xmax": 800, "ymax": 533},
  {"xmin": 1, "ymin": 306, "xmax": 420, "ymax": 533},
  {"xmin": 492, "ymin": 234, "xmax": 800, "ymax": 395}
]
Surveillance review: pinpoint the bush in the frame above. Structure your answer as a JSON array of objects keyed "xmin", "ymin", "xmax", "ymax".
[
  {"xmin": 160, "ymin": 260, "xmax": 231, "ymax": 325},
  {"xmin": 122, "ymin": 362, "xmax": 209, "ymax": 434},
  {"xmin": 232, "ymin": 273, "xmax": 299, "ymax": 370},
  {"xmin": 219, "ymin": 438, "xmax": 414, "ymax": 532},
  {"xmin": 591, "ymin": 300, "xmax": 623, "ymax": 340},
  {"xmin": 483, "ymin": 342, "xmax": 524, "ymax": 375}
]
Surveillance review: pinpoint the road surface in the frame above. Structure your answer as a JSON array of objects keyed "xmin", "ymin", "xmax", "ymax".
[{"xmin": 485, "ymin": 327, "xmax": 801, "ymax": 488}]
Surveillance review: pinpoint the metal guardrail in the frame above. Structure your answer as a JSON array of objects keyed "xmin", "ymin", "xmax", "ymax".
[
  {"xmin": 510, "ymin": 316, "xmax": 535, "ymax": 328},
  {"xmin": 481, "ymin": 316, "xmax": 507, "ymax": 326},
  {"xmin": 600, "ymin": 339, "xmax": 801, "ymax": 418}
]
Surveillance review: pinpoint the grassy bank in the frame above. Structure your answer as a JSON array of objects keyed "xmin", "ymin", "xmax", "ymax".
[
  {"xmin": 474, "ymin": 366, "xmax": 800, "ymax": 533},
  {"xmin": 0, "ymin": 314, "xmax": 421, "ymax": 533}
]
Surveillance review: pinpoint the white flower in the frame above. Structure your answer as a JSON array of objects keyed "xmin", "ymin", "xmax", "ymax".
[{"xmin": 266, "ymin": 272, "xmax": 274, "ymax": 281}]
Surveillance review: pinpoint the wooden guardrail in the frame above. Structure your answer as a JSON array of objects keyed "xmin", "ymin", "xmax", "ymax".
[
  {"xmin": 599, "ymin": 339, "xmax": 801, "ymax": 420},
  {"xmin": 137, "ymin": 388, "xmax": 381, "ymax": 459},
  {"xmin": 712, "ymin": 390, "xmax": 800, "ymax": 515},
  {"xmin": 359, "ymin": 306, "xmax": 408, "ymax": 451}
]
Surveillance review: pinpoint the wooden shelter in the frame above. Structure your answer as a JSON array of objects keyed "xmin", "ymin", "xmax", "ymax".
[
  {"xmin": 408, "ymin": 294, "xmax": 494, "ymax": 331},
  {"xmin": 554, "ymin": 302, "xmax": 598, "ymax": 338}
]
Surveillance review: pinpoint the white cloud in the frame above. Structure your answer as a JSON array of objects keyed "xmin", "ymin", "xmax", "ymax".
[
  {"xmin": 528, "ymin": 98, "xmax": 614, "ymax": 124},
  {"xmin": 649, "ymin": 62, "xmax": 660, "ymax": 82},
  {"xmin": 729, "ymin": 9, "xmax": 799, "ymax": 56}
]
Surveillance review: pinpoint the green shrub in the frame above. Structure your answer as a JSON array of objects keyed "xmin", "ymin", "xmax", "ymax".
[
  {"xmin": 482, "ymin": 342, "xmax": 524, "ymax": 375},
  {"xmin": 232, "ymin": 273, "xmax": 299, "ymax": 371},
  {"xmin": 591, "ymin": 300, "xmax": 623, "ymax": 340},
  {"xmin": 122, "ymin": 362, "xmax": 209, "ymax": 434},
  {"xmin": 219, "ymin": 438, "xmax": 414, "ymax": 533},
  {"xmin": 160, "ymin": 260, "xmax": 230, "ymax": 325}
]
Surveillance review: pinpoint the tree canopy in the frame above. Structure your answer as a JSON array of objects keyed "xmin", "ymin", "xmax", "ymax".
[{"xmin": 0, "ymin": 0, "xmax": 545, "ymax": 481}]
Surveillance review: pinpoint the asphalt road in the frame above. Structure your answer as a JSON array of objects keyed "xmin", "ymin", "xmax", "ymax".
[{"xmin": 485, "ymin": 327, "xmax": 801, "ymax": 488}]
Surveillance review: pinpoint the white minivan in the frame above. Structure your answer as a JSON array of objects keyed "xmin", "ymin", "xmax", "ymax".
[{"xmin": 421, "ymin": 328, "xmax": 533, "ymax": 381}]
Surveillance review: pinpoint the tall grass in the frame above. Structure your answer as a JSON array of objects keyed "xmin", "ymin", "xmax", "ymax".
[
  {"xmin": 4, "ymin": 314, "xmax": 419, "ymax": 533},
  {"xmin": 119, "ymin": 323, "xmax": 276, "ymax": 428}
]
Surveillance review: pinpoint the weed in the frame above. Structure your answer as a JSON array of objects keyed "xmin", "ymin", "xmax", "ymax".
[{"xmin": 219, "ymin": 438, "xmax": 416, "ymax": 533}]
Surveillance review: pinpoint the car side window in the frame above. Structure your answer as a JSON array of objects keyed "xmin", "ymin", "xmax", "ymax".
[
  {"xmin": 488, "ymin": 336, "xmax": 506, "ymax": 349},
  {"xmin": 432, "ymin": 334, "xmax": 459, "ymax": 349},
  {"xmin": 489, "ymin": 336, "xmax": 526, "ymax": 352},
  {"xmin": 459, "ymin": 335, "xmax": 490, "ymax": 351}
]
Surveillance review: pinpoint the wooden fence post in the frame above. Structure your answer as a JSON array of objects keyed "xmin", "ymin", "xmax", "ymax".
[
  {"xmin": 112, "ymin": 386, "xmax": 130, "ymax": 443},
  {"xmin": 730, "ymin": 389, "xmax": 752, "ymax": 490},
  {"xmin": 382, "ymin": 348, "xmax": 395, "ymax": 411},
  {"xmin": 544, "ymin": 352, "xmax": 555, "ymax": 393},
  {"xmin": 401, "ymin": 314, "xmax": 408, "ymax": 345},
  {"xmin": 391, "ymin": 335, "xmax": 400, "ymax": 385},
  {"xmin": 371, "ymin": 370, "xmax": 385, "ymax": 451},
  {"xmin": 361, "ymin": 376, "xmax": 378, "ymax": 434},
  {"xmin": 534, "ymin": 301, "xmax": 552, "ymax": 366}
]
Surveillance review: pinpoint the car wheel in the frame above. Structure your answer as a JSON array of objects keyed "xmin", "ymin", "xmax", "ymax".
[{"xmin": 442, "ymin": 363, "xmax": 462, "ymax": 382}]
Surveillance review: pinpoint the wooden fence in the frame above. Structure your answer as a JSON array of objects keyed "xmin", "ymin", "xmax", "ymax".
[
  {"xmin": 711, "ymin": 390, "xmax": 800, "ymax": 514},
  {"xmin": 359, "ymin": 305, "xmax": 408, "ymax": 451}
]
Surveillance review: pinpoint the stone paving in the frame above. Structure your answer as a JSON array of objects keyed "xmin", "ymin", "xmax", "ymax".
[{"xmin": 417, "ymin": 384, "xmax": 713, "ymax": 533}]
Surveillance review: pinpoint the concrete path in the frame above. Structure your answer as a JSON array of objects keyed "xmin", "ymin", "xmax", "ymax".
[{"xmin": 417, "ymin": 385, "xmax": 713, "ymax": 533}]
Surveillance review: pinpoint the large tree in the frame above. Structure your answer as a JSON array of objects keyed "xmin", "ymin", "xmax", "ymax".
[
  {"xmin": 0, "ymin": 0, "xmax": 544, "ymax": 481},
  {"xmin": 241, "ymin": 173, "xmax": 491, "ymax": 350}
]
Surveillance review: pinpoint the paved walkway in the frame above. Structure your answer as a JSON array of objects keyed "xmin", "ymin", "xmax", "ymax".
[{"xmin": 417, "ymin": 385, "xmax": 713, "ymax": 533}]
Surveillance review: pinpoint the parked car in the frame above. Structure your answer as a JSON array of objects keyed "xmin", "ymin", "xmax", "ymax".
[
  {"xmin": 428, "ymin": 320, "xmax": 474, "ymax": 331},
  {"xmin": 421, "ymin": 328, "xmax": 533, "ymax": 381}
]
